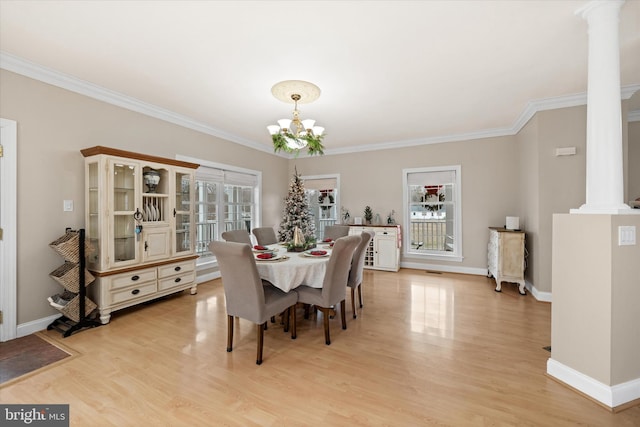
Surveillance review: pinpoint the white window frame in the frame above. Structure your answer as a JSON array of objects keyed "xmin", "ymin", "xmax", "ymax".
[
  {"xmin": 176, "ymin": 155, "xmax": 261, "ymax": 268},
  {"xmin": 402, "ymin": 166, "xmax": 463, "ymax": 262},
  {"xmin": 302, "ymin": 174, "xmax": 341, "ymax": 240}
]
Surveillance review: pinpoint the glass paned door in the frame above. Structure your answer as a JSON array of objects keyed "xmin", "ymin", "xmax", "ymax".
[
  {"xmin": 224, "ymin": 184, "xmax": 253, "ymax": 233},
  {"xmin": 195, "ymin": 181, "xmax": 218, "ymax": 257},
  {"xmin": 110, "ymin": 160, "xmax": 139, "ymax": 265},
  {"xmin": 174, "ymin": 170, "xmax": 194, "ymax": 255}
]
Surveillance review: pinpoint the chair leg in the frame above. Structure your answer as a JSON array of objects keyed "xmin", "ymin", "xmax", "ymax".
[
  {"xmin": 322, "ymin": 308, "xmax": 331, "ymax": 345},
  {"xmin": 291, "ymin": 305, "xmax": 297, "ymax": 340},
  {"xmin": 283, "ymin": 308, "xmax": 290, "ymax": 332},
  {"xmin": 358, "ymin": 284, "xmax": 363, "ymax": 308},
  {"xmin": 227, "ymin": 315, "xmax": 234, "ymax": 352},
  {"xmin": 340, "ymin": 300, "xmax": 347, "ymax": 330},
  {"xmin": 256, "ymin": 322, "xmax": 265, "ymax": 365},
  {"xmin": 351, "ymin": 287, "xmax": 357, "ymax": 319},
  {"xmin": 303, "ymin": 303, "xmax": 310, "ymax": 319}
]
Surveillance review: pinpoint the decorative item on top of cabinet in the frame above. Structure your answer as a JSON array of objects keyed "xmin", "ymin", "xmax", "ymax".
[
  {"xmin": 363, "ymin": 206, "xmax": 373, "ymax": 225},
  {"xmin": 81, "ymin": 146, "xmax": 199, "ymax": 324},
  {"xmin": 487, "ymin": 227, "xmax": 526, "ymax": 295},
  {"xmin": 348, "ymin": 225, "xmax": 401, "ymax": 271}
]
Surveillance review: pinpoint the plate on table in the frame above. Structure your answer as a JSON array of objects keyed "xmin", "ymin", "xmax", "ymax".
[
  {"xmin": 303, "ymin": 249, "xmax": 330, "ymax": 258},
  {"xmin": 255, "ymin": 253, "xmax": 284, "ymax": 262},
  {"xmin": 252, "ymin": 245, "xmax": 273, "ymax": 253}
]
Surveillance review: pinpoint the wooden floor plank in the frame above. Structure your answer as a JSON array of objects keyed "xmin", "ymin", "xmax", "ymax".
[{"xmin": 1, "ymin": 269, "xmax": 639, "ymax": 426}]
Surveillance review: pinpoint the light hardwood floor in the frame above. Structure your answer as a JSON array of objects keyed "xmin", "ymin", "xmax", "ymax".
[{"xmin": 2, "ymin": 269, "xmax": 639, "ymax": 426}]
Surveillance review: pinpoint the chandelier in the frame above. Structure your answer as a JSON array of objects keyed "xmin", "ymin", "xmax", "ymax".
[{"xmin": 267, "ymin": 80, "xmax": 326, "ymax": 156}]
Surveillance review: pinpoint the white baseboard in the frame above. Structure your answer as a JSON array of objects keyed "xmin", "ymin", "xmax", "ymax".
[
  {"xmin": 400, "ymin": 261, "xmax": 487, "ymax": 276},
  {"xmin": 196, "ymin": 271, "xmax": 220, "ymax": 284},
  {"xmin": 527, "ymin": 280, "xmax": 552, "ymax": 302},
  {"xmin": 547, "ymin": 358, "xmax": 640, "ymax": 408},
  {"xmin": 400, "ymin": 263, "xmax": 553, "ymax": 302},
  {"xmin": 17, "ymin": 313, "xmax": 62, "ymax": 338}
]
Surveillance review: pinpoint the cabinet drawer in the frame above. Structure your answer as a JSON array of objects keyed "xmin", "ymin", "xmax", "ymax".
[
  {"xmin": 158, "ymin": 260, "xmax": 195, "ymax": 279},
  {"xmin": 158, "ymin": 271, "xmax": 195, "ymax": 292},
  {"xmin": 376, "ymin": 228, "xmax": 396, "ymax": 236},
  {"xmin": 104, "ymin": 268, "xmax": 157, "ymax": 291},
  {"xmin": 110, "ymin": 282, "xmax": 158, "ymax": 305}
]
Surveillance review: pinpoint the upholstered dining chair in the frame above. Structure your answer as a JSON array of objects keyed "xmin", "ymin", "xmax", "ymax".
[
  {"xmin": 221, "ymin": 229, "xmax": 252, "ymax": 245},
  {"xmin": 209, "ymin": 241, "xmax": 298, "ymax": 365},
  {"xmin": 348, "ymin": 230, "xmax": 375, "ymax": 319},
  {"xmin": 252, "ymin": 227, "xmax": 278, "ymax": 246},
  {"xmin": 323, "ymin": 225, "xmax": 350, "ymax": 241},
  {"xmin": 295, "ymin": 234, "xmax": 361, "ymax": 345}
]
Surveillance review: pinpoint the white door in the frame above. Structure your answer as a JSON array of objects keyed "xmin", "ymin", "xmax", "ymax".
[{"xmin": 0, "ymin": 118, "xmax": 17, "ymax": 341}]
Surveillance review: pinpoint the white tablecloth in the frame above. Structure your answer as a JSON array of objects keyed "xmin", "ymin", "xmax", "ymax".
[{"xmin": 254, "ymin": 245, "xmax": 331, "ymax": 292}]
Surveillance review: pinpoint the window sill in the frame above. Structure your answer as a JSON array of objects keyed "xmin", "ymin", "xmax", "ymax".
[{"xmin": 404, "ymin": 251, "xmax": 463, "ymax": 263}]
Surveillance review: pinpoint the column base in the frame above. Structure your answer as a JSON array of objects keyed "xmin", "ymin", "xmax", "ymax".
[{"xmin": 570, "ymin": 204, "xmax": 640, "ymax": 214}]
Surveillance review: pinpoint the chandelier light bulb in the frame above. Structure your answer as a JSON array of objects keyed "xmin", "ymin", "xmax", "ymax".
[
  {"xmin": 277, "ymin": 119, "xmax": 292, "ymax": 131},
  {"xmin": 301, "ymin": 119, "xmax": 316, "ymax": 131}
]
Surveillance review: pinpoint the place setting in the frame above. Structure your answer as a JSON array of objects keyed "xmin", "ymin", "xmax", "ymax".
[
  {"xmin": 301, "ymin": 249, "xmax": 330, "ymax": 258},
  {"xmin": 253, "ymin": 245, "xmax": 288, "ymax": 262}
]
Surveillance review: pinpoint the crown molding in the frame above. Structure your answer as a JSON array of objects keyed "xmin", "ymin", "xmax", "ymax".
[
  {"xmin": 1, "ymin": 51, "xmax": 638, "ymax": 157},
  {"xmin": 0, "ymin": 51, "xmax": 285, "ymax": 157},
  {"xmin": 322, "ymin": 84, "xmax": 640, "ymax": 156}
]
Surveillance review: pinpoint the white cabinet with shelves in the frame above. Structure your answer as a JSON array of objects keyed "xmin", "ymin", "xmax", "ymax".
[
  {"xmin": 81, "ymin": 146, "xmax": 199, "ymax": 323},
  {"xmin": 349, "ymin": 225, "xmax": 401, "ymax": 272},
  {"xmin": 487, "ymin": 227, "xmax": 526, "ymax": 295}
]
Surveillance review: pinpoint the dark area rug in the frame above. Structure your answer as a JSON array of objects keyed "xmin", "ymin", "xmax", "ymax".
[{"xmin": 0, "ymin": 333, "xmax": 72, "ymax": 385}]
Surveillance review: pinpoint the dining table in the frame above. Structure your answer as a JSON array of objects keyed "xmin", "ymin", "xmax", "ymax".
[{"xmin": 253, "ymin": 243, "xmax": 333, "ymax": 292}]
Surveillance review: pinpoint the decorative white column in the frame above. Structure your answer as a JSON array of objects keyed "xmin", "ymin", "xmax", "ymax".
[{"xmin": 574, "ymin": 0, "xmax": 632, "ymax": 214}]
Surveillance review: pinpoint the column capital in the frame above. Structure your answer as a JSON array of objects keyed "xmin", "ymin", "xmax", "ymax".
[{"xmin": 576, "ymin": 0, "xmax": 624, "ymax": 20}]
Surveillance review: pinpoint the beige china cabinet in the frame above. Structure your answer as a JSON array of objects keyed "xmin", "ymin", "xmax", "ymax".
[
  {"xmin": 487, "ymin": 227, "xmax": 526, "ymax": 295},
  {"xmin": 81, "ymin": 146, "xmax": 199, "ymax": 324},
  {"xmin": 349, "ymin": 225, "xmax": 401, "ymax": 272}
]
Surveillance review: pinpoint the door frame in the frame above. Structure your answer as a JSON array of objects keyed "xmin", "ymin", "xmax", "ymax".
[{"xmin": 0, "ymin": 118, "xmax": 17, "ymax": 342}]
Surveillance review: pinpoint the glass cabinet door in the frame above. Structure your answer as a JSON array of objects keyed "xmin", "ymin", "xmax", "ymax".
[
  {"xmin": 86, "ymin": 161, "xmax": 101, "ymax": 269},
  {"xmin": 174, "ymin": 170, "xmax": 194, "ymax": 255},
  {"xmin": 110, "ymin": 160, "xmax": 139, "ymax": 265}
]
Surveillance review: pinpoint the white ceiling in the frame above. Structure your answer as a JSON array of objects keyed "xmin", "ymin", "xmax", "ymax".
[{"xmin": 1, "ymin": 1, "xmax": 639, "ymax": 155}]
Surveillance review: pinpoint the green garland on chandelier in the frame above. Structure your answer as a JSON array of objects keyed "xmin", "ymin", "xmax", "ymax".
[{"xmin": 272, "ymin": 133, "xmax": 326, "ymax": 156}]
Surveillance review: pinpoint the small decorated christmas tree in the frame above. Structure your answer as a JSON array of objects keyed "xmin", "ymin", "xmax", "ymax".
[{"xmin": 278, "ymin": 168, "xmax": 316, "ymax": 249}]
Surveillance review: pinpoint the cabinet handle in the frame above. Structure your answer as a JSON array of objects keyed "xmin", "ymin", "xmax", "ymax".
[
  {"xmin": 131, "ymin": 289, "xmax": 140, "ymax": 295},
  {"xmin": 174, "ymin": 277, "xmax": 181, "ymax": 283},
  {"xmin": 131, "ymin": 275, "xmax": 140, "ymax": 281},
  {"xmin": 383, "ymin": 232, "xmax": 388, "ymax": 234},
  {"xmin": 173, "ymin": 208, "xmax": 177, "ymax": 217},
  {"xmin": 144, "ymin": 241, "xmax": 148, "ymax": 251},
  {"xmin": 174, "ymin": 266, "xmax": 181, "ymax": 272}
]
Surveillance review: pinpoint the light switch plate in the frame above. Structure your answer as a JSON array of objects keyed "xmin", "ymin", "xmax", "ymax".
[
  {"xmin": 618, "ymin": 226, "xmax": 636, "ymax": 246},
  {"xmin": 63, "ymin": 200, "xmax": 73, "ymax": 212}
]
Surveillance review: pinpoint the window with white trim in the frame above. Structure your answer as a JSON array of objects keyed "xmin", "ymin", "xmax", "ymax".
[
  {"xmin": 302, "ymin": 175, "xmax": 340, "ymax": 241},
  {"xmin": 193, "ymin": 162, "xmax": 261, "ymax": 262},
  {"xmin": 403, "ymin": 166, "xmax": 462, "ymax": 261}
]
